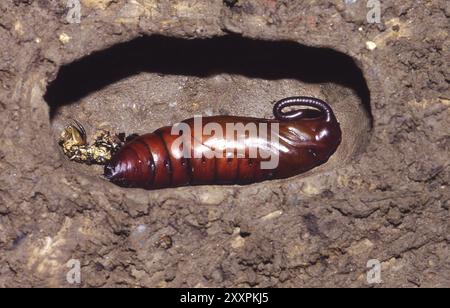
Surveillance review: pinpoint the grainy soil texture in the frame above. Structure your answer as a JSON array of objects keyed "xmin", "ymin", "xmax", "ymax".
[{"xmin": 0, "ymin": 0, "xmax": 449, "ymax": 287}]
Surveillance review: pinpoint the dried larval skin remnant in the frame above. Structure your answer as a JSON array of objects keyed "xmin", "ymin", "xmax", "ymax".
[{"xmin": 59, "ymin": 120, "xmax": 123, "ymax": 165}]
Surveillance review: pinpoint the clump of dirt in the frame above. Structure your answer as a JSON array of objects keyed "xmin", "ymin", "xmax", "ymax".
[{"xmin": 0, "ymin": 0, "xmax": 448, "ymax": 287}]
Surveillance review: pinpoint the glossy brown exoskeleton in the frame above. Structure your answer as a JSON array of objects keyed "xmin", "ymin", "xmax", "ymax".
[{"xmin": 104, "ymin": 97, "xmax": 342, "ymax": 190}]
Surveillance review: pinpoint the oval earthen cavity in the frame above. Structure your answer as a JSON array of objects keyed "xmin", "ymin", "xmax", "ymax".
[{"xmin": 45, "ymin": 35, "xmax": 372, "ymax": 185}]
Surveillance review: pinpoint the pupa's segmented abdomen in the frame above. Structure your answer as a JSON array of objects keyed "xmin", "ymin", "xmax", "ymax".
[{"xmin": 104, "ymin": 97, "xmax": 342, "ymax": 190}]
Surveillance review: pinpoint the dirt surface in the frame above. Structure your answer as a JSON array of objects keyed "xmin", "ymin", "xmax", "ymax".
[{"xmin": 0, "ymin": 0, "xmax": 449, "ymax": 287}]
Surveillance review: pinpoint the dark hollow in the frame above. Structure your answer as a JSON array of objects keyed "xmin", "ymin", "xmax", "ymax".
[{"xmin": 44, "ymin": 35, "xmax": 371, "ymax": 120}]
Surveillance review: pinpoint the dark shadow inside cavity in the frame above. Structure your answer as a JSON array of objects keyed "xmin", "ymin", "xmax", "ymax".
[{"xmin": 44, "ymin": 35, "xmax": 371, "ymax": 120}]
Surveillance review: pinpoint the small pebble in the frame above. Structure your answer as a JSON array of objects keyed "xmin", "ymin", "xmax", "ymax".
[
  {"xmin": 59, "ymin": 33, "xmax": 71, "ymax": 44},
  {"xmin": 366, "ymin": 41, "xmax": 377, "ymax": 51}
]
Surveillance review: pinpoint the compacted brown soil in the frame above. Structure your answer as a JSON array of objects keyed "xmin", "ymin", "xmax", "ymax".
[{"xmin": 0, "ymin": 0, "xmax": 448, "ymax": 287}]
